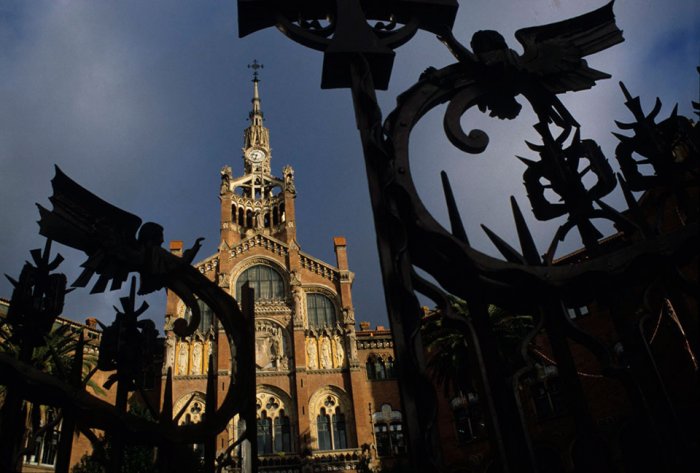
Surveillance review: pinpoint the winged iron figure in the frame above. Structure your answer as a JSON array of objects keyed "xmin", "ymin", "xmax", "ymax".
[
  {"xmin": 439, "ymin": 1, "xmax": 623, "ymax": 124},
  {"xmin": 36, "ymin": 166, "xmax": 203, "ymax": 297}
]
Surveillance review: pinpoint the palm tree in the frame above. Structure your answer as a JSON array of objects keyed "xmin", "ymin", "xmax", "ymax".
[
  {"xmin": 421, "ymin": 296, "xmax": 536, "ymax": 397},
  {"xmin": 0, "ymin": 316, "xmax": 103, "ymax": 464}
]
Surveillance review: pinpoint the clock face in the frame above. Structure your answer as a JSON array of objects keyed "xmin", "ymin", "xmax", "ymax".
[{"xmin": 247, "ymin": 149, "xmax": 266, "ymax": 163}]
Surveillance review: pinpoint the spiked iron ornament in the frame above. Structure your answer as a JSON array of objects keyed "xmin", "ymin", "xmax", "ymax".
[{"xmin": 238, "ymin": 1, "xmax": 698, "ymax": 471}]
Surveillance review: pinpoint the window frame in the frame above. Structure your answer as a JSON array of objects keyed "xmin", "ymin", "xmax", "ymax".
[
  {"xmin": 236, "ymin": 264, "xmax": 285, "ymax": 301},
  {"xmin": 306, "ymin": 293, "xmax": 338, "ymax": 329}
]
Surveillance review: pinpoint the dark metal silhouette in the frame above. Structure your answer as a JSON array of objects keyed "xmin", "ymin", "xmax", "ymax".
[
  {"xmin": 1, "ymin": 240, "xmax": 68, "ymax": 472},
  {"xmin": 238, "ymin": 0, "xmax": 458, "ymax": 89},
  {"xmin": 238, "ymin": 1, "xmax": 699, "ymax": 472},
  {"xmin": 1, "ymin": 169, "xmax": 258, "ymax": 472}
]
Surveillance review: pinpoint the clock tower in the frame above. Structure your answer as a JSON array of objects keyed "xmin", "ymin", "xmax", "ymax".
[
  {"xmin": 242, "ymin": 60, "xmax": 271, "ymax": 175},
  {"xmin": 219, "ymin": 62, "xmax": 297, "ymax": 248}
]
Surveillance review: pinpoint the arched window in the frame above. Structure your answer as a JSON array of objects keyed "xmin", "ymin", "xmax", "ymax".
[
  {"xmin": 255, "ymin": 392, "xmax": 294, "ymax": 455},
  {"xmin": 236, "ymin": 265, "xmax": 284, "ymax": 301},
  {"xmin": 372, "ymin": 404, "xmax": 405, "ymax": 457},
  {"xmin": 332, "ymin": 411, "xmax": 347, "ymax": 449},
  {"xmin": 238, "ymin": 208, "xmax": 244, "ymax": 226},
  {"xmin": 366, "ymin": 357, "xmax": 377, "ymax": 379},
  {"xmin": 274, "ymin": 410, "xmax": 292, "ymax": 452},
  {"xmin": 307, "ymin": 293, "xmax": 336, "ymax": 328},
  {"xmin": 184, "ymin": 299, "xmax": 214, "ymax": 333},
  {"xmin": 24, "ymin": 408, "xmax": 59, "ymax": 466},
  {"xmin": 317, "ymin": 408, "xmax": 332, "ymax": 450},
  {"xmin": 313, "ymin": 395, "xmax": 349, "ymax": 451},
  {"xmin": 385, "ymin": 357, "xmax": 396, "ymax": 378},
  {"xmin": 257, "ymin": 411, "xmax": 273, "ymax": 454},
  {"xmin": 374, "ymin": 357, "xmax": 386, "ymax": 379},
  {"xmin": 174, "ymin": 396, "xmax": 206, "ymax": 459},
  {"xmin": 272, "ymin": 207, "xmax": 279, "ymax": 225}
]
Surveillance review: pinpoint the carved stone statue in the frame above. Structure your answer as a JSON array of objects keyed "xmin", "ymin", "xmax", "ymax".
[
  {"xmin": 220, "ymin": 165, "xmax": 232, "ymax": 194},
  {"xmin": 282, "ymin": 165, "xmax": 296, "ymax": 194},
  {"xmin": 177, "ymin": 343, "xmax": 189, "ymax": 375},
  {"xmin": 292, "ymin": 287, "xmax": 304, "ymax": 325},
  {"xmin": 333, "ymin": 334, "xmax": 345, "ymax": 368},
  {"xmin": 348, "ymin": 331, "xmax": 358, "ymax": 361},
  {"xmin": 343, "ymin": 308, "xmax": 355, "ymax": 324},
  {"xmin": 306, "ymin": 338, "xmax": 318, "ymax": 370},
  {"xmin": 164, "ymin": 336, "xmax": 175, "ymax": 373},
  {"xmin": 320, "ymin": 336, "xmax": 332, "ymax": 369},
  {"xmin": 191, "ymin": 342, "xmax": 202, "ymax": 375}
]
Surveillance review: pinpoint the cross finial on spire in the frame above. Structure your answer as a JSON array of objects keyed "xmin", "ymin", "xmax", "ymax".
[{"xmin": 248, "ymin": 59, "xmax": 264, "ymax": 81}]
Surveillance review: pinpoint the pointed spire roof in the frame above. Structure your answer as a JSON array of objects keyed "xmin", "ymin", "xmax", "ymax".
[
  {"xmin": 244, "ymin": 60, "xmax": 268, "ymax": 149},
  {"xmin": 248, "ymin": 60, "xmax": 264, "ymax": 127}
]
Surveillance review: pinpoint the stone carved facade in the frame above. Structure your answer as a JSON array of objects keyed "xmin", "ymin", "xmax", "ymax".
[{"xmin": 255, "ymin": 319, "xmax": 290, "ymax": 371}]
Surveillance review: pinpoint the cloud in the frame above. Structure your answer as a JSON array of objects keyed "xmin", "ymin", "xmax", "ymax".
[{"xmin": 0, "ymin": 1, "xmax": 697, "ymax": 329}]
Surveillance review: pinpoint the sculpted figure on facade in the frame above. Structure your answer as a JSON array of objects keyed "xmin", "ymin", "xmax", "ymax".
[
  {"xmin": 218, "ymin": 272, "xmax": 229, "ymax": 288},
  {"xmin": 220, "ymin": 165, "xmax": 232, "ymax": 195},
  {"xmin": 320, "ymin": 336, "xmax": 332, "ymax": 369},
  {"xmin": 343, "ymin": 308, "xmax": 355, "ymax": 324},
  {"xmin": 271, "ymin": 328, "xmax": 281, "ymax": 364},
  {"xmin": 191, "ymin": 342, "xmax": 202, "ymax": 375},
  {"xmin": 177, "ymin": 343, "xmax": 189, "ymax": 375},
  {"xmin": 306, "ymin": 337, "xmax": 318, "ymax": 370},
  {"xmin": 283, "ymin": 165, "xmax": 296, "ymax": 194},
  {"xmin": 255, "ymin": 320, "xmax": 290, "ymax": 371},
  {"xmin": 164, "ymin": 336, "xmax": 175, "ymax": 373},
  {"xmin": 333, "ymin": 334, "xmax": 345, "ymax": 368},
  {"xmin": 348, "ymin": 331, "xmax": 359, "ymax": 362},
  {"xmin": 292, "ymin": 287, "xmax": 304, "ymax": 325}
]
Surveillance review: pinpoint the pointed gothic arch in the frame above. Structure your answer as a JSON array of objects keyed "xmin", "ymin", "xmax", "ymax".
[{"xmin": 308, "ymin": 386, "xmax": 356, "ymax": 451}]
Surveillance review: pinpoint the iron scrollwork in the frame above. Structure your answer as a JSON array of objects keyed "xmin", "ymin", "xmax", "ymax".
[
  {"xmin": 238, "ymin": 0, "xmax": 698, "ymax": 472},
  {"xmin": 238, "ymin": 0, "xmax": 458, "ymax": 89}
]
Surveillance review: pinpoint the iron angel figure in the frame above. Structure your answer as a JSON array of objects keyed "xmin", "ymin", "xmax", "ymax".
[
  {"xmin": 438, "ymin": 1, "xmax": 623, "ymax": 127},
  {"xmin": 36, "ymin": 166, "xmax": 205, "ymax": 336}
]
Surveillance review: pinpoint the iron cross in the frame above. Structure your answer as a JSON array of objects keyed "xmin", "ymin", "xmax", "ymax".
[{"xmin": 248, "ymin": 59, "xmax": 264, "ymax": 80}]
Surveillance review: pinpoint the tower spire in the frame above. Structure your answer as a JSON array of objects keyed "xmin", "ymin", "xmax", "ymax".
[
  {"xmin": 243, "ymin": 60, "xmax": 271, "ymax": 174},
  {"xmin": 248, "ymin": 60, "xmax": 264, "ymax": 128}
]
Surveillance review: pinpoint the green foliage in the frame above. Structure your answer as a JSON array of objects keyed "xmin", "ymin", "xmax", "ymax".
[
  {"xmin": 0, "ymin": 317, "xmax": 103, "ymax": 396},
  {"xmin": 72, "ymin": 399, "xmax": 158, "ymax": 473},
  {"xmin": 70, "ymin": 434, "xmax": 158, "ymax": 473},
  {"xmin": 71, "ymin": 398, "xmax": 206, "ymax": 473},
  {"xmin": 421, "ymin": 297, "xmax": 536, "ymax": 397}
]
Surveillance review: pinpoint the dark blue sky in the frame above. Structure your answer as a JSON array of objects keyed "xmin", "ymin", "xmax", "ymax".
[{"xmin": 1, "ymin": 0, "xmax": 698, "ymax": 331}]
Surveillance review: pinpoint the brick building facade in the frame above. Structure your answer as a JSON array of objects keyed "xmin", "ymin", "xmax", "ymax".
[{"xmin": 162, "ymin": 76, "xmax": 410, "ymax": 472}]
